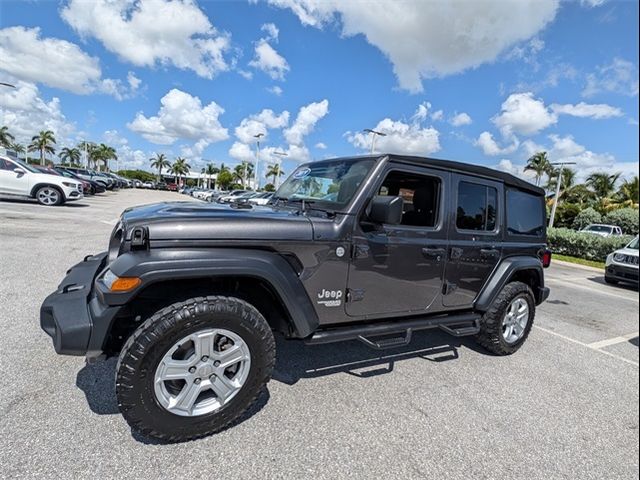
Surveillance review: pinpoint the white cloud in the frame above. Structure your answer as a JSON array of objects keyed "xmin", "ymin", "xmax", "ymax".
[
  {"xmin": 61, "ymin": 0, "xmax": 231, "ymax": 79},
  {"xmin": 347, "ymin": 118, "xmax": 440, "ymax": 155},
  {"xmin": 101, "ymin": 130, "xmax": 150, "ymax": 170},
  {"xmin": 493, "ymin": 92, "xmax": 557, "ymax": 136},
  {"xmin": 550, "ymin": 102, "xmax": 623, "ymax": 119},
  {"xmin": 284, "ymin": 100, "xmax": 329, "ymax": 146},
  {"xmin": 235, "ymin": 109, "xmax": 290, "ymax": 143},
  {"xmin": 238, "ymin": 69, "xmax": 254, "ymax": 80},
  {"xmin": 127, "ymin": 89, "xmax": 228, "ymax": 147},
  {"xmin": 0, "ymin": 80, "xmax": 75, "ymax": 145},
  {"xmin": 261, "ymin": 23, "xmax": 280, "ymax": 41},
  {"xmin": 315, "ymin": 142, "xmax": 327, "ymax": 149},
  {"xmin": 430, "ymin": 110, "xmax": 444, "ymax": 121},
  {"xmin": 249, "ymin": 39, "xmax": 290, "ymax": 80},
  {"xmin": 267, "ymin": 85, "xmax": 283, "ymax": 96},
  {"xmin": 412, "ymin": 102, "xmax": 431, "ymax": 122},
  {"xmin": 582, "ymin": 58, "xmax": 639, "ymax": 98},
  {"xmin": 475, "ymin": 131, "xmax": 519, "ymax": 156},
  {"xmin": 450, "ymin": 112, "xmax": 472, "ymax": 127},
  {"xmin": 265, "ymin": 0, "xmax": 559, "ymax": 92}
]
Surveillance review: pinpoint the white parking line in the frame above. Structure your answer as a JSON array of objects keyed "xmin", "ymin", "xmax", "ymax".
[
  {"xmin": 534, "ymin": 325, "xmax": 639, "ymax": 366},
  {"xmin": 546, "ymin": 277, "xmax": 639, "ymax": 303},
  {"xmin": 587, "ymin": 332, "xmax": 639, "ymax": 350}
]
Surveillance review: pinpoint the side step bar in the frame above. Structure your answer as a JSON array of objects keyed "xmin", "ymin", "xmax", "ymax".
[{"xmin": 306, "ymin": 312, "xmax": 481, "ymax": 348}]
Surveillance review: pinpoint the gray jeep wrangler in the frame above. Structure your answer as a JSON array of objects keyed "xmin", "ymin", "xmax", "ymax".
[{"xmin": 41, "ymin": 154, "xmax": 551, "ymax": 441}]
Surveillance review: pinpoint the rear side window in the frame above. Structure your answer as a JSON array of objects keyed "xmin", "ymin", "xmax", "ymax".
[
  {"xmin": 506, "ymin": 188, "xmax": 545, "ymax": 237},
  {"xmin": 456, "ymin": 181, "xmax": 497, "ymax": 231}
]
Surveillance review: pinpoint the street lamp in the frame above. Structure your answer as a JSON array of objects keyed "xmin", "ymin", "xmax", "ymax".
[
  {"xmin": 252, "ymin": 133, "xmax": 264, "ymax": 190},
  {"xmin": 548, "ymin": 161, "xmax": 577, "ymax": 228},
  {"xmin": 0, "ymin": 82, "xmax": 16, "ymax": 88},
  {"xmin": 364, "ymin": 128, "xmax": 386, "ymax": 154},
  {"xmin": 272, "ymin": 150, "xmax": 288, "ymax": 189}
]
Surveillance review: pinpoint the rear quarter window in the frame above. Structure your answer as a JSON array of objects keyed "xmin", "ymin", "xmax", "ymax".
[{"xmin": 506, "ymin": 189, "xmax": 545, "ymax": 237}]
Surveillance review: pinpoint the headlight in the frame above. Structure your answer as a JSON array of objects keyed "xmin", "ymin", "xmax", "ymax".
[
  {"xmin": 614, "ymin": 253, "xmax": 626, "ymax": 262},
  {"xmin": 62, "ymin": 181, "xmax": 76, "ymax": 188}
]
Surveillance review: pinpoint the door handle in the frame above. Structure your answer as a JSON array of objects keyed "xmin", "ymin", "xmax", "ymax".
[
  {"xmin": 480, "ymin": 248, "xmax": 499, "ymax": 257},
  {"xmin": 422, "ymin": 247, "xmax": 445, "ymax": 259}
]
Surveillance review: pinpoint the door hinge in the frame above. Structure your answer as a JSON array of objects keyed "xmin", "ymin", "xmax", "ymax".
[
  {"xmin": 346, "ymin": 288, "xmax": 365, "ymax": 302},
  {"xmin": 352, "ymin": 244, "xmax": 370, "ymax": 259},
  {"xmin": 443, "ymin": 282, "xmax": 457, "ymax": 296}
]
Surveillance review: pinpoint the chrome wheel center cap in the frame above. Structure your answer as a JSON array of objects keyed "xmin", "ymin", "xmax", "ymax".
[{"xmin": 198, "ymin": 363, "xmax": 214, "ymax": 378}]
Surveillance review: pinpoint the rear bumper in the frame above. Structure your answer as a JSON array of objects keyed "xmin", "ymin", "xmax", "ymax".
[
  {"xmin": 537, "ymin": 286, "xmax": 551, "ymax": 304},
  {"xmin": 606, "ymin": 264, "xmax": 639, "ymax": 284},
  {"xmin": 40, "ymin": 253, "xmax": 113, "ymax": 355}
]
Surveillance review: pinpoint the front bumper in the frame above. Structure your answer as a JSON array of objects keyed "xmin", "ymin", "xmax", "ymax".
[
  {"xmin": 40, "ymin": 253, "xmax": 113, "ymax": 355},
  {"xmin": 606, "ymin": 264, "xmax": 639, "ymax": 284}
]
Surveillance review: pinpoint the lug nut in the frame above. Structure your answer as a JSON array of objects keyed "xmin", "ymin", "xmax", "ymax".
[
  {"xmin": 189, "ymin": 367, "xmax": 196, "ymax": 373},
  {"xmin": 201, "ymin": 356, "xmax": 209, "ymax": 362},
  {"xmin": 194, "ymin": 378, "xmax": 201, "ymax": 384},
  {"xmin": 209, "ymin": 374, "xmax": 216, "ymax": 380},
  {"xmin": 213, "ymin": 361, "xmax": 220, "ymax": 367}
]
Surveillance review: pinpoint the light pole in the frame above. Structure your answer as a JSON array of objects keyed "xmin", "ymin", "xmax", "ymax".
[
  {"xmin": 253, "ymin": 133, "xmax": 264, "ymax": 190},
  {"xmin": 364, "ymin": 128, "xmax": 386, "ymax": 154},
  {"xmin": 272, "ymin": 150, "xmax": 288, "ymax": 189},
  {"xmin": 548, "ymin": 161, "xmax": 577, "ymax": 228},
  {"xmin": 0, "ymin": 82, "xmax": 16, "ymax": 88}
]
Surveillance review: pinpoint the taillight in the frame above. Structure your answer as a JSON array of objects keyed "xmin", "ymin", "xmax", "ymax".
[{"xmin": 542, "ymin": 249, "xmax": 552, "ymax": 268}]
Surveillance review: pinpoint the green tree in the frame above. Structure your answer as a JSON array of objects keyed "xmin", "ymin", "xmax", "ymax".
[
  {"xmin": 586, "ymin": 171, "xmax": 621, "ymax": 199},
  {"xmin": 59, "ymin": 146, "xmax": 82, "ymax": 166},
  {"xmin": 95, "ymin": 144, "xmax": 117, "ymax": 171},
  {"xmin": 150, "ymin": 153, "xmax": 171, "ymax": 182},
  {"xmin": 265, "ymin": 164, "xmax": 285, "ymax": 186},
  {"xmin": 29, "ymin": 130, "xmax": 56, "ymax": 166},
  {"xmin": 10, "ymin": 142, "xmax": 25, "ymax": 159},
  {"xmin": 524, "ymin": 151, "xmax": 552, "ymax": 187},
  {"xmin": 572, "ymin": 207, "xmax": 603, "ymax": 230},
  {"xmin": 234, "ymin": 163, "xmax": 253, "ymax": 187},
  {"xmin": 615, "ymin": 176, "xmax": 639, "ymax": 207},
  {"xmin": 217, "ymin": 170, "xmax": 234, "ymax": 189},
  {"xmin": 204, "ymin": 163, "xmax": 219, "ymax": 189},
  {"xmin": 172, "ymin": 157, "xmax": 191, "ymax": 185},
  {"xmin": 0, "ymin": 126, "xmax": 15, "ymax": 149},
  {"xmin": 546, "ymin": 167, "xmax": 576, "ymax": 194}
]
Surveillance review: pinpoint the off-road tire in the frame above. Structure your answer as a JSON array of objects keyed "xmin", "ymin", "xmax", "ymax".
[
  {"xmin": 475, "ymin": 281, "xmax": 535, "ymax": 356},
  {"xmin": 116, "ymin": 296, "xmax": 275, "ymax": 442}
]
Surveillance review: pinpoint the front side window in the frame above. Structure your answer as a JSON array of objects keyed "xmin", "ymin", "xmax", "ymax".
[
  {"xmin": 456, "ymin": 181, "xmax": 497, "ymax": 231},
  {"xmin": 276, "ymin": 158, "xmax": 375, "ymax": 209},
  {"xmin": 506, "ymin": 188, "xmax": 545, "ymax": 237},
  {"xmin": 376, "ymin": 170, "xmax": 441, "ymax": 228}
]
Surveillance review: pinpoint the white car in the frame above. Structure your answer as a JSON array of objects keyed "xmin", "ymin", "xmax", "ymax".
[
  {"xmin": 605, "ymin": 236, "xmax": 639, "ymax": 286},
  {"xmin": 0, "ymin": 155, "xmax": 83, "ymax": 206},
  {"xmin": 581, "ymin": 224, "xmax": 624, "ymax": 237},
  {"xmin": 248, "ymin": 192, "xmax": 273, "ymax": 205}
]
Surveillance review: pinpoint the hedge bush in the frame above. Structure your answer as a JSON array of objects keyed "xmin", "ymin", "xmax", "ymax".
[
  {"xmin": 604, "ymin": 208, "xmax": 639, "ymax": 235},
  {"xmin": 547, "ymin": 227, "xmax": 633, "ymax": 262},
  {"xmin": 572, "ymin": 207, "xmax": 602, "ymax": 230}
]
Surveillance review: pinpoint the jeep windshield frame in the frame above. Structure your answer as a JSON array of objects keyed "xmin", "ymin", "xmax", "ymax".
[{"xmin": 274, "ymin": 158, "xmax": 376, "ymax": 212}]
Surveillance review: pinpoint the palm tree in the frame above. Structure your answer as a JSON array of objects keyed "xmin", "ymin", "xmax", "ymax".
[
  {"xmin": 95, "ymin": 144, "xmax": 117, "ymax": 171},
  {"xmin": 150, "ymin": 153, "xmax": 171, "ymax": 182},
  {"xmin": 586, "ymin": 172, "xmax": 621, "ymax": 199},
  {"xmin": 59, "ymin": 146, "xmax": 82, "ymax": 166},
  {"xmin": 170, "ymin": 163, "xmax": 182, "ymax": 183},
  {"xmin": 172, "ymin": 157, "xmax": 191, "ymax": 186},
  {"xmin": 234, "ymin": 163, "xmax": 253, "ymax": 187},
  {"xmin": 204, "ymin": 163, "xmax": 219, "ymax": 189},
  {"xmin": 524, "ymin": 151, "xmax": 552, "ymax": 186},
  {"xmin": 265, "ymin": 164, "xmax": 285, "ymax": 186},
  {"xmin": 10, "ymin": 142, "xmax": 25, "ymax": 159},
  {"xmin": 546, "ymin": 167, "xmax": 576, "ymax": 196},
  {"xmin": 617, "ymin": 176, "xmax": 639, "ymax": 206},
  {"xmin": 29, "ymin": 130, "xmax": 56, "ymax": 165},
  {"xmin": 563, "ymin": 184, "xmax": 597, "ymax": 207},
  {"xmin": 0, "ymin": 126, "xmax": 15, "ymax": 149}
]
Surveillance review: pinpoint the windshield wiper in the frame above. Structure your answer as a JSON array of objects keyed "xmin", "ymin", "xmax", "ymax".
[{"xmin": 276, "ymin": 197, "xmax": 336, "ymax": 217}]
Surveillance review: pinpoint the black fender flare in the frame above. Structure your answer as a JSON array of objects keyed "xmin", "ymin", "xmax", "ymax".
[
  {"xmin": 474, "ymin": 256, "xmax": 545, "ymax": 312},
  {"xmin": 101, "ymin": 248, "xmax": 319, "ymax": 338}
]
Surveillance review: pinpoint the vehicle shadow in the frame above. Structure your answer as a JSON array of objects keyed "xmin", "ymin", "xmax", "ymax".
[
  {"xmin": 75, "ymin": 329, "xmax": 481, "ymax": 443},
  {"xmin": 586, "ymin": 276, "xmax": 639, "ymax": 291},
  {"xmin": 0, "ymin": 197, "xmax": 91, "ymax": 208}
]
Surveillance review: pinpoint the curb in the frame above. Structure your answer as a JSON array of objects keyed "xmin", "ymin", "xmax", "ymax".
[{"xmin": 552, "ymin": 259, "xmax": 604, "ymax": 273}]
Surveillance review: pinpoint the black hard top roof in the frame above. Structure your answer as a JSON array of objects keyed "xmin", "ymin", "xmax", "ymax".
[{"xmin": 316, "ymin": 154, "xmax": 545, "ymax": 196}]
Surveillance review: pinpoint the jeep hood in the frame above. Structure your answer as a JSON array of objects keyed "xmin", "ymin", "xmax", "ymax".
[{"xmin": 120, "ymin": 201, "xmax": 313, "ymax": 241}]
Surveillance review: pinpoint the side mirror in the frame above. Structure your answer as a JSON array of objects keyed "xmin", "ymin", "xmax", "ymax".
[
  {"xmin": 14, "ymin": 167, "xmax": 26, "ymax": 176},
  {"xmin": 369, "ymin": 195, "xmax": 403, "ymax": 225}
]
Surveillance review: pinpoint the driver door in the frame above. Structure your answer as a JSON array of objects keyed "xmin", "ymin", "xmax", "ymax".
[
  {"xmin": 346, "ymin": 165, "xmax": 449, "ymax": 317},
  {"xmin": 0, "ymin": 158, "xmax": 30, "ymax": 195}
]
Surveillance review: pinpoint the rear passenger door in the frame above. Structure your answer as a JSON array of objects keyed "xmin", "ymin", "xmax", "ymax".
[{"xmin": 443, "ymin": 175, "xmax": 503, "ymax": 307}]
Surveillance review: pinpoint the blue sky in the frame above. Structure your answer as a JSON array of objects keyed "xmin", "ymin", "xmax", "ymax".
[{"xmin": 0, "ymin": 0, "xmax": 638, "ymax": 184}]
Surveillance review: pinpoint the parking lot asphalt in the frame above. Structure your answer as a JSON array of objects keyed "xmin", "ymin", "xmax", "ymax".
[{"xmin": 1, "ymin": 190, "xmax": 638, "ymax": 479}]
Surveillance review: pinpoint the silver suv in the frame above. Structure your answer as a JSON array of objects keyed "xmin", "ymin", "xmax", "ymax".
[{"xmin": 605, "ymin": 236, "xmax": 639, "ymax": 286}]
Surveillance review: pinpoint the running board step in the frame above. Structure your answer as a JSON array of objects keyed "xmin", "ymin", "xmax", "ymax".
[
  {"xmin": 306, "ymin": 312, "xmax": 481, "ymax": 347},
  {"xmin": 357, "ymin": 329, "xmax": 413, "ymax": 350}
]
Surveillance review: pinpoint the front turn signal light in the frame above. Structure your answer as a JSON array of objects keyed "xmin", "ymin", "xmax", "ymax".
[{"xmin": 102, "ymin": 270, "xmax": 141, "ymax": 292}]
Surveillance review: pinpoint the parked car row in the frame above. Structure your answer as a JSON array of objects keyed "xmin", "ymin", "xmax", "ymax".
[
  {"xmin": 180, "ymin": 187, "xmax": 274, "ymax": 206},
  {"xmin": 0, "ymin": 154, "xmax": 137, "ymax": 206}
]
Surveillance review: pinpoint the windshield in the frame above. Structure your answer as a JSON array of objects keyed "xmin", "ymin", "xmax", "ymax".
[
  {"xmin": 585, "ymin": 225, "xmax": 612, "ymax": 233},
  {"xmin": 12, "ymin": 158, "xmax": 40, "ymax": 173},
  {"xmin": 275, "ymin": 158, "xmax": 375, "ymax": 210},
  {"xmin": 628, "ymin": 237, "xmax": 639, "ymax": 250}
]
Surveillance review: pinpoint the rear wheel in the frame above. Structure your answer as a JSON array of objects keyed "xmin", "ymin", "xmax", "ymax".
[
  {"xmin": 35, "ymin": 186, "xmax": 63, "ymax": 206},
  {"xmin": 116, "ymin": 296, "xmax": 275, "ymax": 442},
  {"xmin": 475, "ymin": 281, "xmax": 535, "ymax": 355}
]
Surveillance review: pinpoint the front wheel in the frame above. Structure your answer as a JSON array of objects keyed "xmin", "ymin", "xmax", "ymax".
[
  {"xmin": 35, "ymin": 186, "xmax": 63, "ymax": 206},
  {"xmin": 475, "ymin": 281, "xmax": 535, "ymax": 355},
  {"xmin": 116, "ymin": 296, "xmax": 275, "ymax": 442}
]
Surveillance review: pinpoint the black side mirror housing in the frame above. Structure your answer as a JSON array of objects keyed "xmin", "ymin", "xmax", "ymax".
[{"xmin": 369, "ymin": 195, "xmax": 403, "ymax": 225}]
